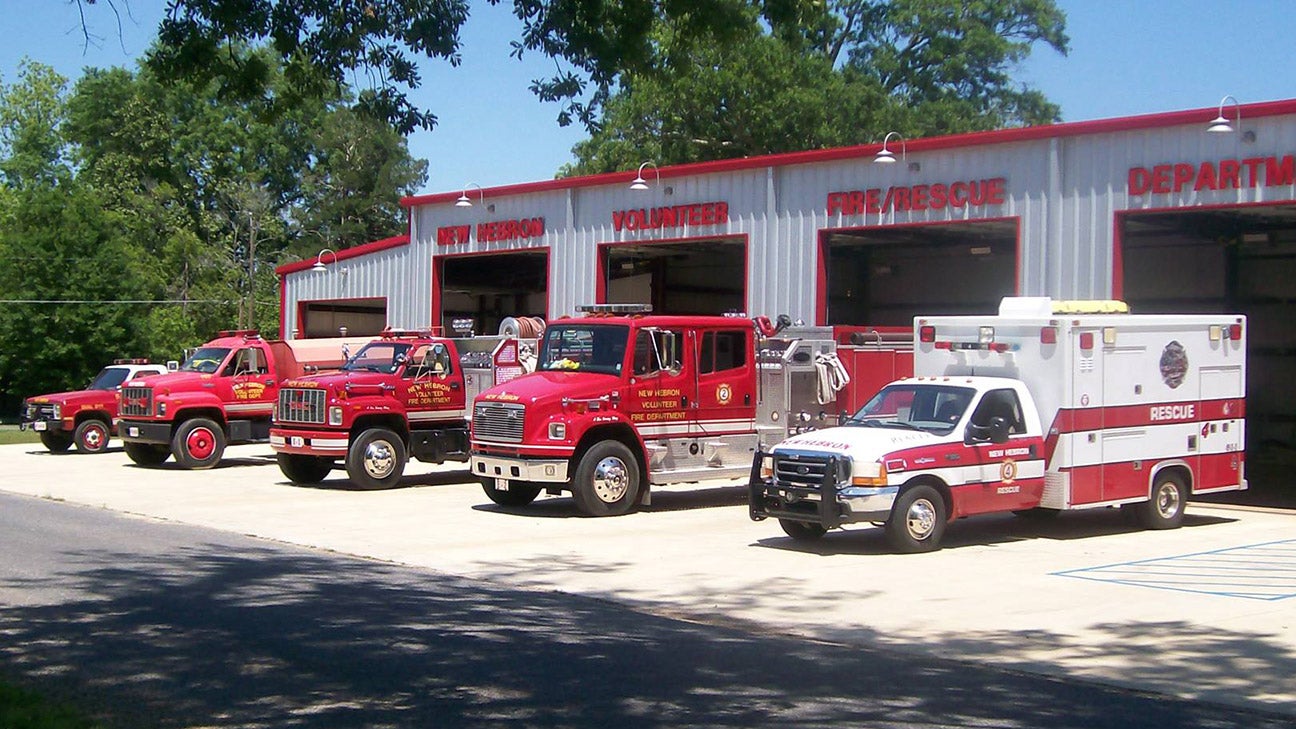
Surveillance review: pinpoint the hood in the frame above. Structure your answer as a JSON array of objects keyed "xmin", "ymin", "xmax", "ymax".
[
  {"xmin": 280, "ymin": 370, "xmax": 392, "ymax": 396},
  {"xmin": 121, "ymin": 371, "xmax": 214, "ymax": 393},
  {"xmin": 25, "ymin": 389, "xmax": 115, "ymax": 407},
  {"xmin": 774, "ymin": 425, "xmax": 945, "ymax": 461},
  {"xmin": 478, "ymin": 370, "xmax": 620, "ymax": 407}
]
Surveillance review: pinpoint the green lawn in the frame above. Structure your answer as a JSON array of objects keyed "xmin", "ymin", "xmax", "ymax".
[
  {"xmin": 0, "ymin": 426, "xmax": 40, "ymax": 446},
  {"xmin": 0, "ymin": 681, "xmax": 100, "ymax": 729}
]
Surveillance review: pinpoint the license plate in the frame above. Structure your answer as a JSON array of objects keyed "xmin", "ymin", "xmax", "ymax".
[
  {"xmin": 290, "ymin": 436, "xmax": 305, "ymax": 448},
  {"xmin": 494, "ymin": 478, "xmax": 510, "ymax": 490},
  {"xmin": 127, "ymin": 426, "xmax": 140, "ymax": 437},
  {"xmin": 33, "ymin": 421, "xmax": 47, "ymax": 432}
]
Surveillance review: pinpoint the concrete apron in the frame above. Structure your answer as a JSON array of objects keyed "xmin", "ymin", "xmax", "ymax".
[{"xmin": 2, "ymin": 443, "xmax": 1293, "ymax": 715}]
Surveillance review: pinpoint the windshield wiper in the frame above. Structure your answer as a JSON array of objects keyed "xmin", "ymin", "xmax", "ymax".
[{"xmin": 877, "ymin": 420, "xmax": 924, "ymax": 431}]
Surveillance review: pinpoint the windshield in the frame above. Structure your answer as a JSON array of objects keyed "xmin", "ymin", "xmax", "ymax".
[
  {"xmin": 847, "ymin": 383, "xmax": 976, "ymax": 435},
  {"xmin": 342, "ymin": 342, "xmax": 413, "ymax": 374},
  {"xmin": 88, "ymin": 367, "xmax": 130, "ymax": 390},
  {"xmin": 539, "ymin": 324, "xmax": 629, "ymax": 376},
  {"xmin": 180, "ymin": 347, "xmax": 231, "ymax": 374}
]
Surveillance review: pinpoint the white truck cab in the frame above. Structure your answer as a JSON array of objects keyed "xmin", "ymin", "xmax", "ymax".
[{"xmin": 749, "ymin": 297, "xmax": 1248, "ymax": 552}]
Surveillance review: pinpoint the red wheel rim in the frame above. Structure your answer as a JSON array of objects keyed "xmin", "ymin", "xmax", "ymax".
[
  {"xmin": 82, "ymin": 423, "xmax": 108, "ymax": 451},
  {"xmin": 185, "ymin": 427, "xmax": 216, "ymax": 460}
]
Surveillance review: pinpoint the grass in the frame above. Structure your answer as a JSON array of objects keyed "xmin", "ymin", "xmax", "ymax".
[
  {"xmin": 0, "ymin": 681, "xmax": 101, "ymax": 729},
  {"xmin": 0, "ymin": 425, "xmax": 40, "ymax": 446}
]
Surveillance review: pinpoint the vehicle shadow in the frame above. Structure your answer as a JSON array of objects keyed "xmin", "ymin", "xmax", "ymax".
[
  {"xmin": 472, "ymin": 484, "xmax": 749, "ymax": 518},
  {"xmin": 752, "ymin": 509, "xmax": 1238, "ymax": 556},
  {"xmin": 285, "ymin": 469, "xmax": 478, "ymax": 492}
]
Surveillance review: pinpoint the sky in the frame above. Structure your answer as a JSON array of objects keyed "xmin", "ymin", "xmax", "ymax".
[{"xmin": 1, "ymin": 0, "xmax": 1294, "ymax": 197}]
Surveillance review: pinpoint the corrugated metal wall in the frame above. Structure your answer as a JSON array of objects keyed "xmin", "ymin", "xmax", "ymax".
[{"xmin": 284, "ymin": 115, "xmax": 1296, "ymax": 333}]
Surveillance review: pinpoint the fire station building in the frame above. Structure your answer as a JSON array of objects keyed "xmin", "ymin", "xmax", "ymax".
[{"xmin": 277, "ymin": 98, "xmax": 1296, "ymax": 449}]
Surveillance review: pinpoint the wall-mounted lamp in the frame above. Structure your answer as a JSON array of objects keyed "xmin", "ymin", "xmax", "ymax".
[
  {"xmin": 311, "ymin": 248, "xmax": 338, "ymax": 272},
  {"xmin": 630, "ymin": 161, "xmax": 660, "ymax": 191},
  {"xmin": 1206, "ymin": 95, "xmax": 1240, "ymax": 133},
  {"xmin": 456, "ymin": 182, "xmax": 485, "ymax": 207},
  {"xmin": 874, "ymin": 132, "xmax": 906, "ymax": 164}
]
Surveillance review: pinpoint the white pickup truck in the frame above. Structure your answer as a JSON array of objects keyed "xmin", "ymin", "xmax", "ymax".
[{"xmin": 748, "ymin": 298, "xmax": 1248, "ymax": 552}]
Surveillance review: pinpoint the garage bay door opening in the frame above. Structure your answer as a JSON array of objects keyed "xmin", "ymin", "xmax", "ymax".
[
  {"xmin": 601, "ymin": 237, "xmax": 746, "ymax": 315},
  {"xmin": 299, "ymin": 298, "xmax": 388, "ymax": 337},
  {"xmin": 820, "ymin": 220, "xmax": 1019, "ymax": 326},
  {"xmin": 1120, "ymin": 205, "xmax": 1296, "ymax": 457},
  {"xmin": 437, "ymin": 251, "xmax": 548, "ymax": 336}
]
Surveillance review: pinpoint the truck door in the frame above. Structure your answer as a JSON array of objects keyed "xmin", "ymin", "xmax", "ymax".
[
  {"xmin": 694, "ymin": 326, "xmax": 756, "ymax": 432},
  {"xmin": 625, "ymin": 326, "xmax": 695, "ymax": 437},
  {"xmin": 1198, "ymin": 365, "xmax": 1245, "ymax": 490},
  {"xmin": 401, "ymin": 342, "xmax": 466, "ymax": 422},
  {"xmin": 966, "ymin": 388, "xmax": 1043, "ymax": 514},
  {"xmin": 226, "ymin": 346, "xmax": 277, "ymax": 418}
]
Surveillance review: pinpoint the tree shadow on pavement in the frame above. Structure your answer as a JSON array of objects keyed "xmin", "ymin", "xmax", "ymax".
[{"xmin": 1, "ymin": 512, "xmax": 1292, "ymax": 729}]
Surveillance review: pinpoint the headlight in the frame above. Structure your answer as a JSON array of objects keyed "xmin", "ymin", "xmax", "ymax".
[
  {"xmin": 328, "ymin": 406, "xmax": 343, "ymax": 426},
  {"xmin": 759, "ymin": 455, "xmax": 774, "ymax": 479},
  {"xmin": 51, "ymin": 404, "xmax": 62, "ymax": 419},
  {"xmin": 835, "ymin": 457, "xmax": 852, "ymax": 484},
  {"xmin": 548, "ymin": 422, "xmax": 567, "ymax": 440},
  {"xmin": 851, "ymin": 461, "xmax": 889, "ymax": 487},
  {"xmin": 157, "ymin": 402, "xmax": 167, "ymax": 417}
]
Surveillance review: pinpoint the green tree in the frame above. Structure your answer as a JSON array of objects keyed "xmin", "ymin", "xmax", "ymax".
[
  {"xmin": 568, "ymin": 0, "xmax": 1069, "ymax": 173},
  {"xmin": 0, "ymin": 61, "xmax": 72, "ymax": 188}
]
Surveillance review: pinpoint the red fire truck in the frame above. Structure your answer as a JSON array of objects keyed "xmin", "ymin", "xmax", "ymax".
[
  {"xmin": 116, "ymin": 331, "xmax": 371, "ymax": 469},
  {"xmin": 269, "ymin": 329, "xmax": 537, "ymax": 489},
  {"xmin": 469, "ymin": 304, "xmax": 911, "ymax": 516},
  {"xmin": 750, "ymin": 298, "xmax": 1248, "ymax": 552},
  {"xmin": 21, "ymin": 359, "xmax": 170, "ymax": 453}
]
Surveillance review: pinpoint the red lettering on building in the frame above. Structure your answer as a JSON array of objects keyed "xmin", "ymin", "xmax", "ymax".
[
  {"xmin": 477, "ymin": 217, "xmax": 546, "ymax": 243},
  {"xmin": 437, "ymin": 225, "xmax": 471, "ymax": 246},
  {"xmin": 826, "ymin": 177, "xmax": 1007, "ymax": 216},
  {"xmin": 1128, "ymin": 155, "xmax": 1296, "ymax": 195},
  {"xmin": 611, "ymin": 202, "xmax": 730, "ymax": 232}
]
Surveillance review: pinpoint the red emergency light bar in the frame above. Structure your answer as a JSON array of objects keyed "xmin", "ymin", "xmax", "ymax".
[
  {"xmin": 113, "ymin": 358, "xmax": 151, "ymax": 365},
  {"xmin": 380, "ymin": 327, "xmax": 442, "ymax": 339},
  {"xmin": 217, "ymin": 329, "xmax": 261, "ymax": 339}
]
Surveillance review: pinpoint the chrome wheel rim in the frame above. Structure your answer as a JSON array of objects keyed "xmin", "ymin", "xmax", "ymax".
[
  {"xmin": 1155, "ymin": 481, "xmax": 1181, "ymax": 519},
  {"xmin": 906, "ymin": 498, "xmax": 937, "ymax": 541},
  {"xmin": 362, "ymin": 439, "xmax": 396, "ymax": 479},
  {"xmin": 592, "ymin": 456, "xmax": 630, "ymax": 503}
]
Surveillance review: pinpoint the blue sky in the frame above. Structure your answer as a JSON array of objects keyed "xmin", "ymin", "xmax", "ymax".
[{"xmin": 1, "ymin": 0, "xmax": 1293, "ymax": 196}]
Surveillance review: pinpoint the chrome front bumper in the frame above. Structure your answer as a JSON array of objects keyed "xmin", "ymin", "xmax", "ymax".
[{"xmin": 470, "ymin": 454, "xmax": 570, "ymax": 484}]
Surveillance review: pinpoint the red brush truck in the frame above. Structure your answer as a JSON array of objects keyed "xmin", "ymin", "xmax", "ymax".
[
  {"xmin": 469, "ymin": 304, "xmax": 911, "ymax": 516},
  {"xmin": 116, "ymin": 331, "xmax": 371, "ymax": 469},
  {"xmin": 21, "ymin": 359, "xmax": 170, "ymax": 454},
  {"xmin": 269, "ymin": 330, "xmax": 537, "ymax": 489}
]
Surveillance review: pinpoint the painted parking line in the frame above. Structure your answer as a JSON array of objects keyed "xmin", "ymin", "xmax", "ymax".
[{"xmin": 1053, "ymin": 539, "xmax": 1296, "ymax": 600}]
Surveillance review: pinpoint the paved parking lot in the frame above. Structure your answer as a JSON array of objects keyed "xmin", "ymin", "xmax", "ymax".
[{"xmin": 2, "ymin": 442, "xmax": 1294, "ymax": 716}]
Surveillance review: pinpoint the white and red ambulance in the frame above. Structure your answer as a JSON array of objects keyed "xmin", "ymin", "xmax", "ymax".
[{"xmin": 749, "ymin": 297, "xmax": 1247, "ymax": 552}]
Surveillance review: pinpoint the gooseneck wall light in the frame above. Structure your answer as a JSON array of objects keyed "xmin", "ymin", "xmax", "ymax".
[
  {"xmin": 1207, "ymin": 95, "xmax": 1241, "ymax": 133},
  {"xmin": 311, "ymin": 248, "xmax": 338, "ymax": 273},
  {"xmin": 629, "ymin": 161, "xmax": 660, "ymax": 191},
  {"xmin": 456, "ymin": 182, "xmax": 485, "ymax": 207},
  {"xmin": 874, "ymin": 132, "xmax": 906, "ymax": 164}
]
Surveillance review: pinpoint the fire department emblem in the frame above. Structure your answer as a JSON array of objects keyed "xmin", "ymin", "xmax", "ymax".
[
  {"xmin": 1159, "ymin": 341, "xmax": 1188, "ymax": 389},
  {"xmin": 1000, "ymin": 459, "xmax": 1018, "ymax": 484},
  {"xmin": 716, "ymin": 383, "xmax": 732, "ymax": 405}
]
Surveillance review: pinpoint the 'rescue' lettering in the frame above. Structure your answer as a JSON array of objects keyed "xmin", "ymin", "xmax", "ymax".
[
  {"xmin": 612, "ymin": 202, "xmax": 729, "ymax": 232},
  {"xmin": 1128, "ymin": 156, "xmax": 1296, "ymax": 196},
  {"xmin": 1150, "ymin": 404, "xmax": 1196, "ymax": 422},
  {"xmin": 827, "ymin": 178, "xmax": 1007, "ymax": 216}
]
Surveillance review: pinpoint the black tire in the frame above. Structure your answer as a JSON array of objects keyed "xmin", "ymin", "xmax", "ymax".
[
  {"xmin": 571, "ymin": 440, "xmax": 640, "ymax": 516},
  {"xmin": 73, "ymin": 419, "xmax": 111, "ymax": 454},
  {"xmin": 172, "ymin": 417, "xmax": 227, "ymax": 470},
  {"xmin": 39, "ymin": 431, "xmax": 73, "ymax": 453},
  {"xmin": 779, "ymin": 519, "xmax": 827, "ymax": 541},
  {"xmin": 885, "ymin": 484, "xmax": 948, "ymax": 553},
  {"xmin": 480, "ymin": 478, "xmax": 543, "ymax": 507},
  {"xmin": 124, "ymin": 441, "xmax": 171, "ymax": 466},
  {"xmin": 277, "ymin": 453, "xmax": 333, "ymax": 484},
  {"xmin": 346, "ymin": 428, "xmax": 407, "ymax": 490},
  {"xmin": 1136, "ymin": 472, "xmax": 1187, "ymax": 530}
]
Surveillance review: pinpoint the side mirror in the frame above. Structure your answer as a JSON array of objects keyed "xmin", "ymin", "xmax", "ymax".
[
  {"xmin": 966, "ymin": 416, "xmax": 1011, "ymax": 445},
  {"xmin": 167, "ymin": 360, "xmax": 179, "ymax": 372}
]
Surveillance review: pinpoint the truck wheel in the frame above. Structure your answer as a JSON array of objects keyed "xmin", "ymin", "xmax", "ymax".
[
  {"xmin": 277, "ymin": 453, "xmax": 333, "ymax": 484},
  {"xmin": 124, "ymin": 441, "xmax": 171, "ymax": 466},
  {"xmin": 346, "ymin": 428, "xmax": 407, "ymax": 490},
  {"xmin": 779, "ymin": 519, "xmax": 827, "ymax": 541},
  {"xmin": 172, "ymin": 418, "xmax": 226, "ymax": 469},
  {"xmin": 885, "ymin": 484, "xmax": 947, "ymax": 553},
  {"xmin": 39, "ymin": 431, "xmax": 74, "ymax": 453},
  {"xmin": 73, "ymin": 419, "xmax": 111, "ymax": 454},
  {"xmin": 1136, "ymin": 472, "xmax": 1187, "ymax": 530},
  {"xmin": 571, "ymin": 441, "xmax": 640, "ymax": 516},
  {"xmin": 480, "ymin": 478, "xmax": 542, "ymax": 507}
]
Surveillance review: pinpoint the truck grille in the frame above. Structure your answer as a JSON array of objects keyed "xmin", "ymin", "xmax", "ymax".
[
  {"xmin": 278, "ymin": 388, "xmax": 327, "ymax": 425},
  {"xmin": 472, "ymin": 402, "xmax": 526, "ymax": 443},
  {"xmin": 119, "ymin": 387, "xmax": 153, "ymax": 417},
  {"xmin": 774, "ymin": 453, "xmax": 833, "ymax": 488},
  {"xmin": 26, "ymin": 403, "xmax": 55, "ymax": 419}
]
